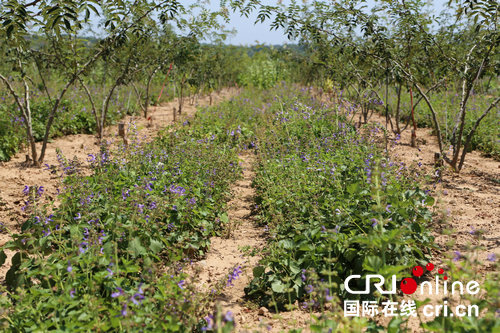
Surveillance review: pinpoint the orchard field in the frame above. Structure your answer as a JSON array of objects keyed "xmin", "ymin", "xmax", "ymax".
[{"xmin": 0, "ymin": 1, "xmax": 499, "ymax": 332}]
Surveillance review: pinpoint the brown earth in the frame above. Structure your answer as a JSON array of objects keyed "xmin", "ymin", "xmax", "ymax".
[{"xmin": 0, "ymin": 88, "xmax": 238, "ymax": 280}]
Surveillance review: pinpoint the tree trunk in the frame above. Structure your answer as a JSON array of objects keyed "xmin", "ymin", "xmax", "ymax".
[
  {"xmin": 144, "ymin": 68, "xmax": 160, "ymax": 118},
  {"xmin": 178, "ymin": 79, "xmax": 185, "ymax": 115},
  {"xmin": 395, "ymin": 83, "xmax": 402, "ymax": 134},
  {"xmin": 79, "ymin": 79, "xmax": 101, "ymax": 138},
  {"xmin": 409, "ymin": 86, "xmax": 417, "ymax": 147},
  {"xmin": 99, "ymin": 81, "xmax": 120, "ymax": 138},
  {"xmin": 457, "ymin": 96, "xmax": 500, "ymax": 171}
]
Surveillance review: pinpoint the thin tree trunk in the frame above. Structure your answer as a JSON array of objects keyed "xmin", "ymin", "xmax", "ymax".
[
  {"xmin": 458, "ymin": 96, "xmax": 500, "ymax": 171},
  {"xmin": 144, "ymin": 76, "xmax": 152, "ymax": 118},
  {"xmin": 409, "ymin": 86, "xmax": 416, "ymax": 147},
  {"xmin": 178, "ymin": 78, "xmax": 185, "ymax": 115},
  {"xmin": 38, "ymin": 80, "xmax": 75, "ymax": 163},
  {"xmin": 413, "ymin": 82, "xmax": 449, "ymax": 165},
  {"xmin": 0, "ymin": 74, "xmax": 37, "ymax": 164},
  {"xmin": 385, "ymin": 65, "xmax": 390, "ymax": 131},
  {"xmin": 450, "ymin": 41, "xmax": 491, "ymax": 168},
  {"xmin": 131, "ymin": 82, "xmax": 146, "ymax": 114},
  {"xmin": 79, "ymin": 79, "xmax": 101, "ymax": 137},
  {"xmin": 23, "ymin": 79, "xmax": 38, "ymax": 165},
  {"xmin": 99, "ymin": 81, "xmax": 120, "ymax": 138},
  {"xmin": 39, "ymin": 48, "xmax": 107, "ymax": 163},
  {"xmin": 395, "ymin": 83, "xmax": 402, "ymax": 134}
]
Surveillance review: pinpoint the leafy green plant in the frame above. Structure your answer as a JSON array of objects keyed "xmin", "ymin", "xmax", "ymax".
[{"xmin": 237, "ymin": 85, "xmax": 435, "ymax": 310}]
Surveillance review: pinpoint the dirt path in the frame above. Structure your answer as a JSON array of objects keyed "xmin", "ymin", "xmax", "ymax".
[
  {"xmin": 189, "ymin": 152, "xmax": 269, "ymax": 331},
  {"xmin": 0, "ymin": 88, "xmax": 238, "ymax": 279}
]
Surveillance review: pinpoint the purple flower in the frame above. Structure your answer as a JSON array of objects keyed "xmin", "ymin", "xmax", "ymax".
[
  {"xmin": 111, "ymin": 287, "xmax": 124, "ymax": 298},
  {"xmin": 487, "ymin": 253, "xmax": 496, "ymax": 262},
  {"xmin": 385, "ymin": 205, "xmax": 392, "ymax": 213},
  {"xmin": 70, "ymin": 289, "xmax": 75, "ymax": 298},
  {"xmin": 305, "ymin": 284, "xmax": 314, "ymax": 294},
  {"xmin": 453, "ymin": 251, "xmax": 461, "ymax": 262},
  {"xmin": 122, "ymin": 189, "xmax": 129, "ymax": 200},
  {"xmin": 325, "ymin": 289, "xmax": 333, "ymax": 301},
  {"xmin": 87, "ymin": 154, "xmax": 96, "ymax": 163},
  {"xmin": 121, "ymin": 303, "xmax": 127, "ymax": 316},
  {"xmin": 131, "ymin": 284, "xmax": 145, "ymax": 305},
  {"xmin": 74, "ymin": 213, "xmax": 81, "ymax": 220},
  {"xmin": 224, "ymin": 311, "xmax": 233, "ymax": 322},
  {"xmin": 227, "ymin": 266, "xmax": 242, "ymax": 286},
  {"xmin": 36, "ymin": 186, "xmax": 44, "ymax": 197},
  {"xmin": 78, "ymin": 242, "xmax": 87, "ymax": 254},
  {"xmin": 177, "ymin": 280, "xmax": 185, "ymax": 289},
  {"xmin": 301, "ymin": 269, "xmax": 306, "ymax": 282},
  {"xmin": 67, "ymin": 261, "xmax": 72, "ymax": 272},
  {"xmin": 202, "ymin": 315, "xmax": 214, "ymax": 331},
  {"xmin": 371, "ymin": 218, "xmax": 378, "ymax": 227},
  {"xmin": 169, "ymin": 185, "xmax": 186, "ymax": 196},
  {"xmin": 137, "ymin": 204, "xmax": 144, "ymax": 213},
  {"xmin": 333, "ymin": 225, "xmax": 340, "ymax": 233},
  {"xmin": 23, "ymin": 185, "xmax": 30, "ymax": 195}
]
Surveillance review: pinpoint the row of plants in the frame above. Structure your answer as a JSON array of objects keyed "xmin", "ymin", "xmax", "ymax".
[
  {"xmin": 244, "ymin": 84, "xmax": 436, "ymax": 307},
  {"xmin": 0, "ymin": 92, "xmax": 254, "ymax": 330},
  {"xmin": 237, "ymin": 84, "xmax": 499, "ymax": 332}
]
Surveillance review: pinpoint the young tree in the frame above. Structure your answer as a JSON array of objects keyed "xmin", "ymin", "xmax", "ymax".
[
  {"xmin": 0, "ymin": 0, "xmax": 183, "ymax": 165},
  {"xmin": 130, "ymin": 24, "xmax": 177, "ymax": 119}
]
